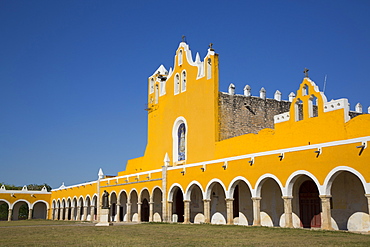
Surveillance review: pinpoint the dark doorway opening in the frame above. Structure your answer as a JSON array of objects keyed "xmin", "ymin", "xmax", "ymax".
[
  {"xmin": 299, "ymin": 180, "xmax": 321, "ymax": 228},
  {"xmin": 174, "ymin": 189, "xmax": 184, "ymax": 222},
  {"xmin": 141, "ymin": 199, "xmax": 149, "ymax": 222}
]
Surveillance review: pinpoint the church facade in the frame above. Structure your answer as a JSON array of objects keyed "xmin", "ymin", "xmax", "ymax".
[{"xmin": 1, "ymin": 42, "xmax": 370, "ymax": 232}]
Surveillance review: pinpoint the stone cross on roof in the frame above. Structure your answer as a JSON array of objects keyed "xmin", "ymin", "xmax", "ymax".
[
  {"xmin": 304, "ymin": 68, "xmax": 309, "ymax": 78},
  {"xmin": 209, "ymin": 43, "xmax": 214, "ymax": 51}
]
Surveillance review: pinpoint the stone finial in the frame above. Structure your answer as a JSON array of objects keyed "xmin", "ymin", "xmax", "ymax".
[
  {"xmin": 22, "ymin": 185, "xmax": 28, "ymax": 191},
  {"xmin": 244, "ymin": 85, "xmax": 251, "ymax": 96},
  {"xmin": 164, "ymin": 153, "xmax": 170, "ymax": 167},
  {"xmin": 60, "ymin": 182, "xmax": 65, "ymax": 189},
  {"xmin": 355, "ymin": 103, "xmax": 362, "ymax": 113},
  {"xmin": 228, "ymin": 83, "xmax": 235, "ymax": 95},
  {"xmin": 368, "ymin": 106, "xmax": 370, "ymax": 114},
  {"xmin": 260, "ymin": 87, "xmax": 266, "ymax": 99},
  {"xmin": 98, "ymin": 168, "xmax": 104, "ymax": 179},
  {"xmin": 0, "ymin": 185, "xmax": 5, "ymax": 191},
  {"xmin": 274, "ymin": 90, "xmax": 282, "ymax": 101},
  {"xmin": 289, "ymin": 92, "xmax": 296, "ymax": 102}
]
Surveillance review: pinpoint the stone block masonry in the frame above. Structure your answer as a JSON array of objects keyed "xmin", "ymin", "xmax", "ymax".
[{"xmin": 218, "ymin": 92, "xmax": 291, "ymax": 141}]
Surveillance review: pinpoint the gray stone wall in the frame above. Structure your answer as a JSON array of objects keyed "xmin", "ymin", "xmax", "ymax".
[{"xmin": 218, "ymin": 92, "xmax": 291, "ymax": 141}]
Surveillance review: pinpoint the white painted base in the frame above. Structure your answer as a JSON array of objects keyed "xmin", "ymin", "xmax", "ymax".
[{"xmin": 95, "ymin": 209, "xmax": 112, "ymax": 227}]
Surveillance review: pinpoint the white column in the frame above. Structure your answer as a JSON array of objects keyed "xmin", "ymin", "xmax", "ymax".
[
  {"xmin": 226, "ymin": 198, "xmax": 234, "ymax": 225},
  {"xmin": 319, "ymin": 195, "xmax": 333, "ymax": 230},
  {"xmin": 126, "ymin": 203, "xmax": 132, "ymax": 222},
  {"xmin": 149, "ymin": 201, "xmax": 154, "ymax": 222},
  {"xmin": 8, "ymin": 209, "xmax": 12, "ymax": 221},
  {"xmin": 183, "ymin": 200, "xmax": 190, "ymax": 224},
  {"xmin": 203, "ymin": 199, "xmax": 211, "ymax": 223},
  {"xmin": 282, "ymin": 196, "xmax": 293, "ymax": 228},
  {"xmin": 252, "ymin": 197, "xmax": 261, "ymax": 226}
]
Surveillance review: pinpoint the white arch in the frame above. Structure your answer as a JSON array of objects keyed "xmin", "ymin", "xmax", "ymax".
[
  {"xmin": 66, "ymin": 197, "xmax": 72, "ymax": 207},
  {"xmin": 77, "ymin": 196, "xmax": 84, "ymax": 207},
  {"xmin": 227, "ymin": 176, "xmax": 254, "ymax": 199},
  {"xmin": 168, "ymin": 183, "xmax": 184, "ymax": 201},
  {"xmin": 128, "ymin": 188, "xmax": 139, "ymax": 203},
  {"xmin": 184, "ymin": 180, "xmax": 205, "ymax": 200},
  {"xmin": 172, "ymin": 116, "xmax": 188, "ymax": 163},
  {"xmin": 323, "ymin": 166, "xmax": 370, "ymax": 195},
  {"xmin": 91, "ymin": 194, "xmax": 98, "ymax": 206},
  {"xmin": 205, "ymin": 178, "xmax": 227, "ymax": 200},
  {"xmin": 254, "ymin": 173, "xmax": 284, "ymax": 198},
  {"xmin": 11, "ymin": 199, "xmax": 31, "ymax": 210},
  {"xmin": 285, "ymin": 170, "xmax": 322, "ymax": 196},
  {"xmin": 139, "ymin": 187, "xmax": 150, "ymax": 201},
  {"xmin": 31, "ymin": 200, "xmax": 50, "ymax": 210},
  {"xmin": 150, "ymin": 186, "xmax": 163, "ymax": 202},
  {"xmin": 0, "ymin": 199, "xmax": 11, "ymax": 208},
  {"xmin": 118, "ymin": 189, "xmax": 128, "ymax": 202}
]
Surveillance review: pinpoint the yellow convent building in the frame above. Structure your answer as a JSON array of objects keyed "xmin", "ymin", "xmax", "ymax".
[{"xmin": 1, "ymin": 41, "xmax": 370, "ymax": 232}]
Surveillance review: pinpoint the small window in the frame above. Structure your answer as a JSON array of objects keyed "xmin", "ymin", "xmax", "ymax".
[
  {"xmin": 178, "ymin": 123, "xmax": 186, "ymax": 161},
  {"xmin": 174, "ymin": 74, "xmax": 180, "ymax": 95},
  {"xmin": 181, "ymin": 70, "xmax": 186, "ymax": 92},
  {"xmin": 302, "ymin": 84, "xmax": 308, "ymax": 96},
  {"xmin": 149, "ymin": 78, "xmax": 154, "ymax": 94},
  {"xmin": 155, "ymin": 84, "xmax": 159, "ymax": 104},
  {"xmin": 295, "ymin": 99, "xmax": 303, "ymax": 121},
  {"xmin": 178, "ymin": 50, "xmax": 183, "ymax": 66},
  {"xmin": 309, "ymin": 95, "xmax": 318, "ymax": 118},
  {"xmin": 207, "ymin": 58, "xmax": 212, "ymax": 79}
]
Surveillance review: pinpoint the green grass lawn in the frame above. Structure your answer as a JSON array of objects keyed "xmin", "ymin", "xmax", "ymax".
[{"xmin": 0, "ymin": 220, "xmax": 369, "ymax": 246}]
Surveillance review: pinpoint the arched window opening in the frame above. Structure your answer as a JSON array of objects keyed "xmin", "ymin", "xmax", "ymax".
[
  {"xmin": 302, "ymin": 84, "xmax": 309, "ymax": 96},
  {"xmin": 207, "ymin": 58, "xmax": 212, "ymax": 79},
  {"xmin": 181, "ymin": 70, "xmax": 186, "ymax": 92},
  {"xmin": 155, "ymin": 84, "xmax": 159, "ymax": 104},
  {"xmin": 178, "ymin": 50, "xmax": 183, "ymax": 66},
  {"xmin": 309, "ymin": 95, "xmax": 318, "ymax": 118},
  {"xmin": 178, "ymin": 123, "xmax": 186, "ymax": 161},
  {"xmin": 295, "ymin": 99, "xmax": 303, "ymax": 121},
  {"xmin": 174, "ymin": 74, "xmax": 180, "ymax": 95},
  {"xmin": 0, "ymin": 202, "xmax": 9, "ymax": 220},
  {"xmin": 149, "ymin": 78, "xmax": 154, "ymax": 94}
]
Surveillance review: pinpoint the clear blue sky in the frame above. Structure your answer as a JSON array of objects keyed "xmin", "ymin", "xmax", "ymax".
[{"xmin": 1, "ymin": 1, "xmax": 370, "ymax": 188}]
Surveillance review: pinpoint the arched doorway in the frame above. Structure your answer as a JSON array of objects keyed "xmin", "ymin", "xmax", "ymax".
[
  {"xmin": 12, "ymin": 201, "xmax": 29, "ymax": 220},
  {"xmin": 173, "ymin": 188, "xmax": 184, "ymax": 223},
  {"xmin": 152, "ymin": 188, "xmax": 162, "ymax": 222},
  {"xmin": 210, "ymin": 183, "xmax": 226, "ymax": 225},
  {"xmin": 0, "ymin": 201, "xmax": 9, "ymax": 221},
  {"xmin": 299, "ymin": 180, "xmax": 321, "ymax": 228},
  {"xmin": 119, "ymin": 191, "xmax": 127, "ymax": 222},
  {"xmin": 130, "ymin": 191, "xmax": 139, "ymax": 222},
  {"xmin": 231, "ymin": 181, "xmax": 253, "ymax": 226},
  {"xmin": 330, "ymin": 171, "xmax": 367, "ymax": 231},
  {"xmin": 141, "ymin": 199, "xmax": 149, "ymax": 222},
  {"xmin": 32, "ymin": 201, "xmax": 47, "ymax": 219},
  {"xmin": 189, "ymin": 185, "xmax": 204, "ymax": 223},
  {"xmin": 260, "ymin": 178, "xmax": 284, "ymax": 227}
]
